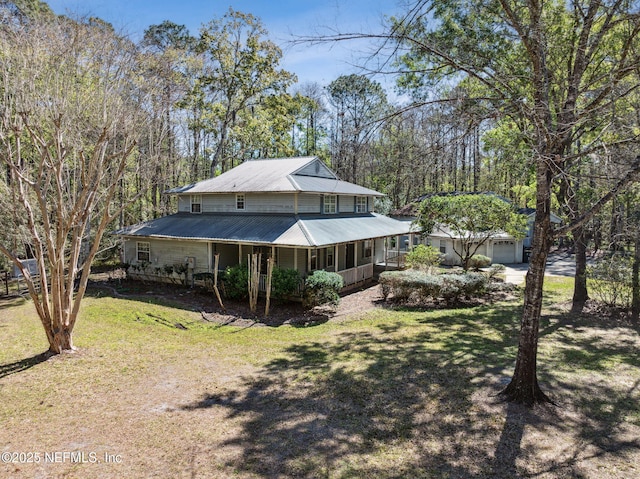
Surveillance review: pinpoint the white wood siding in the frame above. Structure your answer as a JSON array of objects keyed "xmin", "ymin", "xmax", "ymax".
[
  {"xmin": 124, "ymin": 238, "xmax": 208, "ymax": 273},
  {"xmin": 202, "ymin": 194, "xmax": 239, "ymax": 213},
  {"xmin": 247, "ymin": 193, "xmax": 295, "ymax": 213},
  {"xmin": 177, "ymin": 192, "xmax": 371, "ymax": 214},
  {"xmin": 335, "ymin": 195, "xmax": 372, "ymax": 213},
  {"xmin": 178, "ymin": 196, "xmax": 190, "ymax": 213},
  {"xmin": 178, "ymin": 193, "xmax": 298, "ymax": 213},
  {"xmin": 297, "ymin": 194, "xmax": 321, "ymax": 213}
]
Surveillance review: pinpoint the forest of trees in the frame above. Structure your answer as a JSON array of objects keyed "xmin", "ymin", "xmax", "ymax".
[
  {"xmin": 1, "ymin": 0, "xmax": 640, "ymax": 402},
  {"xmin": 2, "ymin": 1, "xmax": 637, "ymax": 246}
]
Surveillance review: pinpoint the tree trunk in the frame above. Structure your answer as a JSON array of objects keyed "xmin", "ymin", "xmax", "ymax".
[
  {"xmin": 632, "ymin": 231, "xmax": 639, "ymax": 325},
  {"xmin": 47, "ymin": 325, "xmax": 74, "ymax": 354},
  {"xmin": 571, "ymin": 225, "xmax": 589, "ymax": 313},
  {"xmin": 500, "ymin": 161, "xmax": 554, "ymax": 406}
]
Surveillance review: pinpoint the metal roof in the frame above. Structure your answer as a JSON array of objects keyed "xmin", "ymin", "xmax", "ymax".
[
  {"xmin": 289, "ymin": 175, "xmax": 382, "ymax": 196},
  {"xmin": 116, "ymin": 212, "xmax": 412, "ymax": 247},
  {"xmin": 166, "ymin": 156, "xmax": 383, "ymax": 197}
]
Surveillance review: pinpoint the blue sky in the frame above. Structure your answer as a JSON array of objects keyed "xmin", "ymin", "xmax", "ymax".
[{"xmin": 46, "ymin": 0, "xmax": 402, "ymax": 87}]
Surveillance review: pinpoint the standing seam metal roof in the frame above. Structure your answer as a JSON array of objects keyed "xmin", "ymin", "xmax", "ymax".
[
  {"xmin": 116, "ymin": 213, "xmax": 412, "ymax": 247},
  {"xmin": 166, "ymin": 157, "xmax": 383, "ymax": 196}
]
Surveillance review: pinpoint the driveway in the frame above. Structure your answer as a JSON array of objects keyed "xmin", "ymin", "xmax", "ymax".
[{"xmin": 503, "ymin": 251, "xmax": 582, "ymax": 285}]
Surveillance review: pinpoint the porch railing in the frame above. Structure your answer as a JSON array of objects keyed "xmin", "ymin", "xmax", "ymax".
[
  {"xmin": 385, "ymin": 250, "xmax": 407, "ymax": 268},
  {"xmin": 338, "ymin": 263, "xmax": 374, "ymax": 287},
  {"xmin": 256, "ymin": 263, "xmax": 374, "ymax": 293}
]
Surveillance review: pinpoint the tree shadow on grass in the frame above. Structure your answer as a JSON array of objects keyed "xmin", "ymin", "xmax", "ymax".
[
  {"xmin": 0, "ymin": 352, "xmax": 51, "ymax": 379},
  {"xmin": 180, "ymin": 305, "xmax": 530, "ymax": 477},
  {"xmin": 179, "ymin": 302, "xmax": 639, "ymax": 477}
]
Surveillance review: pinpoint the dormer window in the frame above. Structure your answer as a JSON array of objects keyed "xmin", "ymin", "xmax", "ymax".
[
  {"xmin": 355, "ymin": 196, "xmax": 367, "ymax": 213},
  {"xmin": 236, "ymin": 193, "xmax": 245, "ymax": 210},
  {"xmin": 190, "ymin": 195, "xmax": 202, "ymax": 213},
  {"xmin": 324, "ymin": 195, "xmax": 337, "ymax": 214}
]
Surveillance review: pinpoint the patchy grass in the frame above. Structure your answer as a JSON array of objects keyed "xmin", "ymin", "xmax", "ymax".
[{"xmin": 0, "ymin": 278, "xmax": 639, "ymax": 478}]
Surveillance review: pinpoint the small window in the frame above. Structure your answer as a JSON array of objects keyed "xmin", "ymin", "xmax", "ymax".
[
  {"xmin": 362, "ymin": 240, "xmax": 372, "ymax": 258},
  {"xmin": 137, "ymin": 242, "xmax": 150, "ymax": 262},
  {"xmin": 355, "ymin": 196, "xmax": 367, "ymax": 213},
  {"xmin": 236, "ymin": 194, "xmax": 245, "ymax": 210},
  {"xmin": 324, "ymin": 195, "xmax": 337, "ymax": 214},
  {"xmin": 326, "ymin": 248, "xmax": 334, "ymax": 268},
  {"xmin": 190, "ymin": 195, "xmax": 202, "ymax": 213}
]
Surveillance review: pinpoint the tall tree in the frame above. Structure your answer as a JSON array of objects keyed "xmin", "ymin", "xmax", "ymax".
[
  {"xmin": 292, "ymin": 82, "xmax": 329, "ymax": 157},
  {"xmin": 388, "ymin": 0, "xmax": 640, "ymax": 404},
  {"xmin": 194, "ymin": 8, "xmax": 296, "ymax": 175},
  {"xmin": 0, "ymin": 15, "xmax": 152, "ymax": 354},
  {"xmin": 140, "ymin": 21, "xmax": 195, "ymax": 218},
  {"xmin": 327, "ymin": 74, "xmax": 389, "ymax": 184}
]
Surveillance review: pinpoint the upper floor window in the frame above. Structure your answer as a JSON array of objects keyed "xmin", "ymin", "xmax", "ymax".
[
  {"xmin": 324, "ymin": 195, "xmax": 337, "ymax": 214},
  {"xmin": 136, "ymin": 242, "xmax": 150, "ymax": 263},
  {"xmin": 190, "ymin": 195, "xmax": 202, "ymax": 213},
  {"xmin": 355, "ymin": 196, "xmax": 367, "ymax": 213},
  {"xmin": 236, "ymin": 193, "xmax": 245, "ymax": 210}
]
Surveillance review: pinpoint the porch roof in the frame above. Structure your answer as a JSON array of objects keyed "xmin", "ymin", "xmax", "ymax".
[{"xmin": 116, "ymin": 213, "xmax": 412, "ymax": 248}]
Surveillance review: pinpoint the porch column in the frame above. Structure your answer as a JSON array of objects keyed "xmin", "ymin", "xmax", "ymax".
[
  {"xmin": 271, "ymin": 245, "xmax": 275, "ymax": 264},
  {"xmin": 354, "ymin": 241, "xmax": 358, "ymax": 268},
  {"xmin": 307, "ymin": 248, "xmax": 312, "ymax": 272},
  {"xmin": 238, "ymin": 244, "xmax": 242, "ymax": 265},
  {"xmin": 335, "ymin": 244, "xmax": 339, "ymax": 272},
  {"xmin": 384, "ymin": 237, "xmax": 388, "ymax": 268},
  {"xmin": 294, "ymin": 248, "xmax": 298, "ymax": 271},
  {"xmin": 397, "ymin": 235, "xmax": 401, "ymax": 268},
  {"xmin": 208, "ymin": 243, "xmax": 212, "ymax": 273},
  {"xmin": 370, "ymin": 241, "xmax": 375, "ymax": 265}
]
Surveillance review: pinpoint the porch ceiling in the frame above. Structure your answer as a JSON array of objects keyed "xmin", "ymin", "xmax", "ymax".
[{"xmin": 116, "ymin": 212, "xmax": 412, "ymax": 247}]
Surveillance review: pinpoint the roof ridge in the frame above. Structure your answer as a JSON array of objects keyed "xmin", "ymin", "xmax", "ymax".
[{"xmin": 295, "ymin": 215, "xmax": 317, "ymax": 246}]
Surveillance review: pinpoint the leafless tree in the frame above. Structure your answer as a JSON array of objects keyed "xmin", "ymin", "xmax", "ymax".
[{"xmin": 0, "ymin": 15, "xmax": 154, "ymax": 353}]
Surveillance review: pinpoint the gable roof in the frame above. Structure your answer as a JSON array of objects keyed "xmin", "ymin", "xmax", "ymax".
[{"xmin": 167, "ymin": 156, "xmax": 383, "ymax": 197}]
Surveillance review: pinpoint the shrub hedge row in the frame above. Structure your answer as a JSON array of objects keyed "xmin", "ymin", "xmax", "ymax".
[{"xmin": 379, "ymin": 270, "xmax": 488, "ymax": 304}]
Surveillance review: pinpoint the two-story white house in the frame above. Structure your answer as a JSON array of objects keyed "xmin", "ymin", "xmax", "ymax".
[{"xmin": 117, "ymin": 156, "xmax": 412, "ymax": 290}]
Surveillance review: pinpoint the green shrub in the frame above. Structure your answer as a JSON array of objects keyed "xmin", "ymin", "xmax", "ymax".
[
  {"xmin": 468, "ymin": 254, "xmax": 491, "ymax": 270},
  {"xmin": 418, "ymin": 274, "xmax": 444, "ymax": 299},
  {"xmin": 486, "ymin": 263, "xmax": 506, "ymax": 280},
  {"xmin": 379, "ymin": 270, "xmax": 443, "ymax": 301},
  {"xmin": 587, "ymin": 255, "xmax": 633, "ymax": 309},
  {"xmin": 379, "ymin": 270, "xmax": 487, "ymax": 304},
  {"xmin": 405, "ymin": 244, "xmax": 443, "ymax": 273},
  {"xmin": 380, "ymin": 270, "xmax": 416, "ymax": 301},
  {"xmin": 222, "ymin": 263, "xmax": 249, "ymax": 300},
  {"xmin": 303, "ymin": 270, "xmax": 344, "ymax": 309},
  {"xmin": 270, "ymin": 267, "xmax": 302, "ymax": 301}
]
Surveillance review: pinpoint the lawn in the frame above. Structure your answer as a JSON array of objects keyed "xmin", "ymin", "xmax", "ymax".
[{"xmin": 0, "ymin": 277, "xmax": 638, "ymax": 478}]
